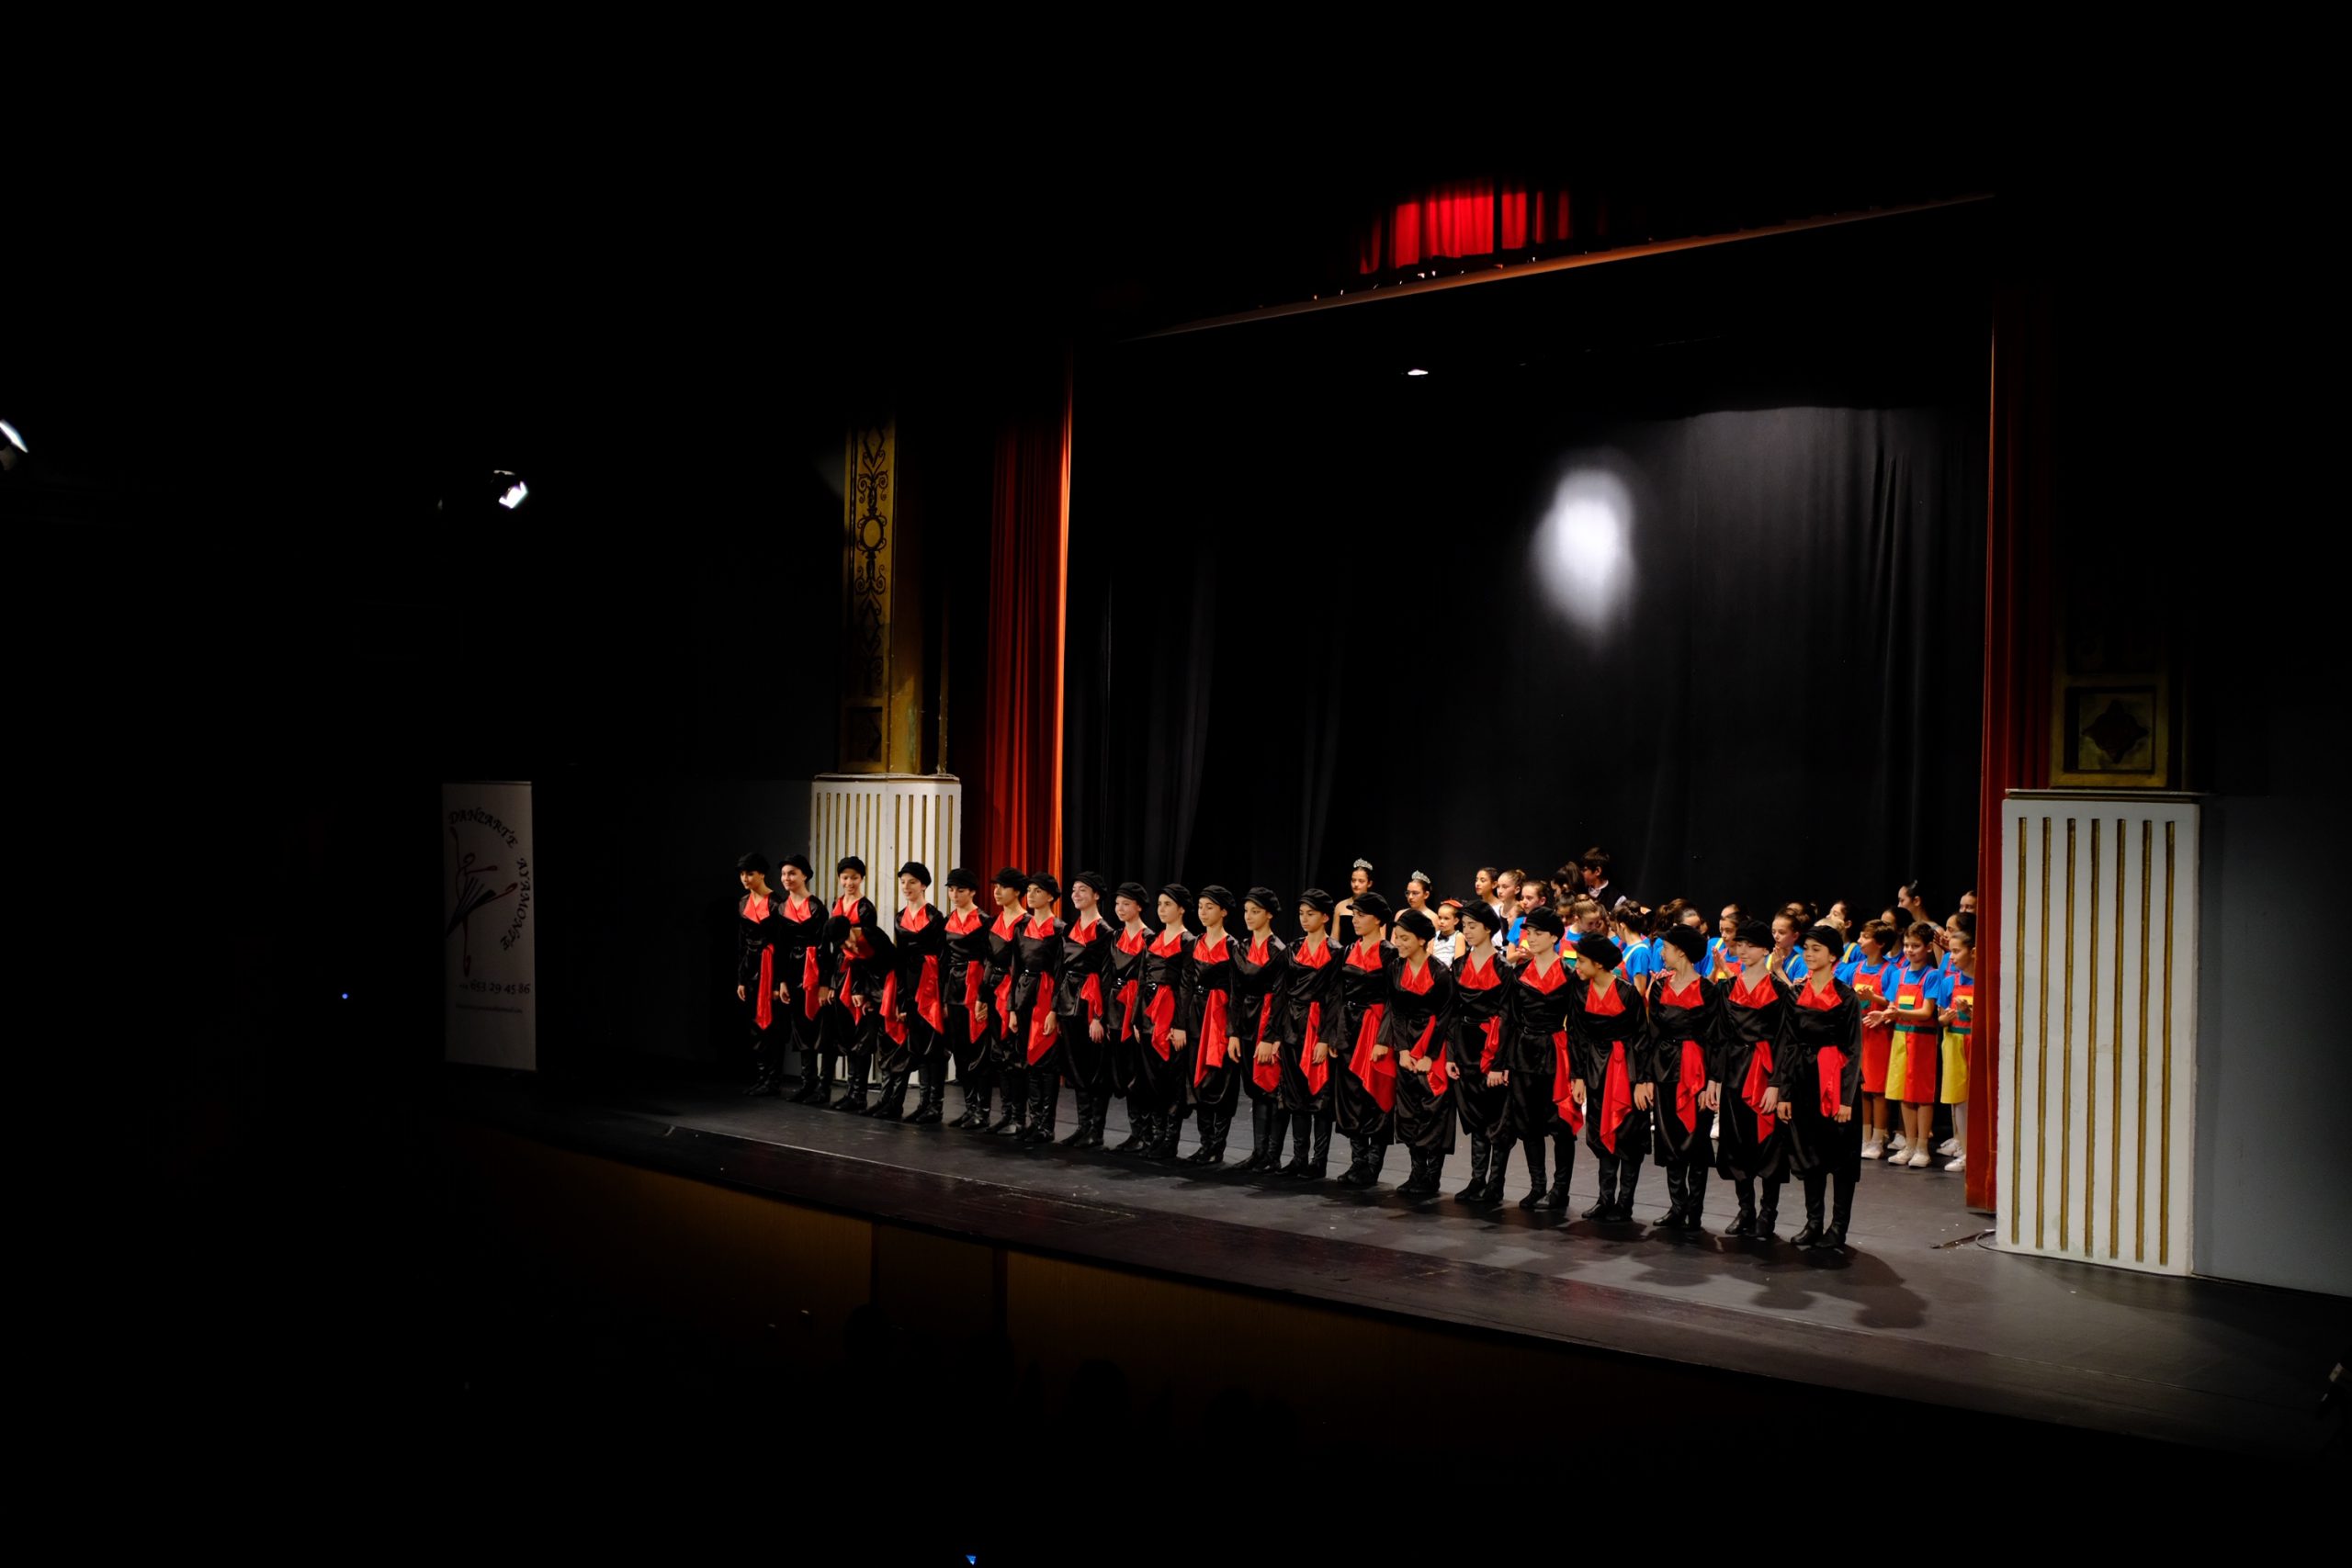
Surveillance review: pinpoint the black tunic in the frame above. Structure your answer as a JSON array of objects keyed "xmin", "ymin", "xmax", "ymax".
[
  {"xmin": 1135, "ymin": 925, "xmax": 1193, "ymax": 1110},
  {"xmin": 941, "ymin": 904, "xmax": 994, "ymax": 1071},
  {"xmin": 1276, "ymin": 931, "xmax": 1341, "ymax": 1115},
  {"xmin": 982, "ymin": 905, "xmax": 1026, "ymax": 1069},
  {"xmin": 1568, "ymin": 972, "xmax": 1653, "ymax": 1162},
  {"xmin": 1444, "ymin": 947, "xmax": 1513, "ymax": 1144},
  {"xmin": 1104, "ymin": 923, "xmax": 1153, "ymax": 1096},
  {"xmin": 1009, "ymin": 913, "xmax": 1064, "ymax": 1073},
  {"xmin": 1052, "ymin": 913, "xmax": 1115, "ymax": 1095},
  {"xmin": 1772, "ymin": 975, "xmax": 1866, "ymax": 1180},
  {"xmin": 775, "ymin": 892, "xmax": 829, "ymax": 1047},
  {"xmin": 824, "ymin": 901, "xmax": 894, "ymax": 1054},
  {"xmin": 878, "ymin": 901, "xmax": 945, "ymax": 1074},
  {"xmin": 737, "ymin": 889, "xmax": 789, "ymax": 1039},
  {"xmin": 1333, "ymin": 937, "xmax": 1396, "ymax": 1143},
  {"xmin": 1712, "ymin": 969, "xmax": 1790, "ymax": 1183},
  {"xmin": 1384, "ymin": 953, "xmax": 1459, "ymax": 1155},
  {"xmin": 1181, "ymin": 930, "xmax": 1242, "ymax": 1113},
  {"xmin": 1503, "ymin": 952, "xmax": 1577, "ymax": 1145},
  {"xmin": 1645, "ymin": 968, "xmax": 1719, "ymax": 1166},
  {"xmin": 1233, "ymin": 931, "xmax": 1290, "ymax": 1105}
]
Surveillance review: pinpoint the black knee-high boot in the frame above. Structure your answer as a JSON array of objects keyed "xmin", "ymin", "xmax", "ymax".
[
  {"xmin": 1150, "ymin": 1106, "xmax": 1184, "ymax": 1160},
  {"xmin": 1685, "ymin": 1159, "xmax": 1710, "ymax": 1226},
  {"xmin": 1584, "ymin": 1155, "xmax": 1619, "ymax": 1219},
  {"xmin": 1278, "ymin": 1110, "xmax": 1312, "ymax": 1176},
  {"xmin": 956, "ymin": 1076, "xmax": 991, "ymax": 1129},
  {"xmin": 1727, "ymin": 1178, "xmax": 1758, "ymax": 1237},
  {"xmin": 831, "ymin": 1053, "xmax": 870, "ymax": 1111},
  {"xmin": 1336, "ymin": 1137, "xmax": 1371, "ymax": 1187},
  {"xmin": 1455, "ymin": 1134, "xmax": 1490, "ymax": 1201},
  {"xmin": 1239, "ymin": 1100, "xmax": 1272, "ymax": 1171},
  {"xmin": 989, "ymin": 1065, "xmax": 1027, "ymax": 1134},
  {"xmin": 1656, "ymin": 1163, "xmax": 1687, "ymax": 1229},
  {"xmin": 791, "ymin": 1049, "xmax": 826, "ymax": 1103},
  {"xmin": 1268, "ymin": 1109, "xmax": 1290, "ymax": 1172},
  {"xmin": 1306, "ymin": 1112, "xmax": 1332, "ymax": 1179},
  {"xmin": 908, "ymin": 1062, "xmax": 944, "ymax": 1124},
  {"xmin": 1516, "ymin": 1137, "xmax": 1548, "ymax": 1209},
  {"xmin": 1824, "ymin": 1172, "xmax": 1855, "ymax": 1249},
  {"xmin": 1792, "ymin": 1173, "xmax": 1827, "ymax": 1247},
  {"xmin": 1758, "ymin": 1176, "xmax": 1785, "ymax": 1238},
  {"xmin": 1058, "ymin": 1089, "xmax": 1092, "ymax": 1147},
  {"xmin": 866, "ymin": 1068, "xmax": 910, "ymax": 1120},
  {"xmin": 1113, "ymin": 1097, "xmax": 1148, "ymax": 1151},
  {"xmin": 1536, "ymin": 1133, "xmax": 1573, "ymax": 1211},
  {"xmin": 1021, "ymin": 1072, "xmax": 1060, "ymax": 1145},
  {"xmin": 1610, "ymin": 1155, "xmax": 1641, "ymax": 1222}
]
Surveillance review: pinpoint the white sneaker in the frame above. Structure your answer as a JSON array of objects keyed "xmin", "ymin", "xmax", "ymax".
[
  {"xmin": 1860, "ymin": 1139, "xmax": 1883, "ymax": 1161},
  {"xmin": 1944, "ymin": 1152, "xmax": 1966, "ymax": 1173},
  {"xmin": 1888, "ymin": 1132, "xmax": 1908, "ymax": 1153},
  {"xmin": 1938, "ymin": 1137, "xmax": 1961, "ymax": 1156},
  {"xmin": 1906, "ymin": 1149, "xmax": 1931, "ymax": 1168}
]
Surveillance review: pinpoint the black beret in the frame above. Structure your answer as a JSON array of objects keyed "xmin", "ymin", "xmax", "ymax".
[
  {"xmin": 1457, "ymin": 900, "xmax": 1502, "ymax": 934},
  {"xmin": 1353, "ymin": 891, "xmax": 1393, "ymax": 924},
  {"xmin": 1115, "ymin": 880, "xmax": 1151, "ymax": 908},
  {"xmin": 781, "ymin": 852, "xmax": 813, "ymax": 879},
  {"xmin": 1521, "ymin": 906, "xmax": 1566, "ymax": 938},
  {"xmin": 1027, "ymin": 872, "xmax": 1061, "ymax": 900},
  {"xmin": 1069, "ymin": 870, "xmax": 1109, "ymax": 899},
  {"xmin": 1199, "ymin": 884, "xmax": 1238, "ymax": 915},
  {"xmin": 1297, "ymin": 887, "xmax": 1336, "ymax": 916},
  {"xmin": 1662, "ymin": 923, "xmax": 1708, "ymax": 964},
  {"xmin": 1805, "ymin": 924, "xmax": 1846, "ymax": 954},
  {"xmin": 836, "ymin": 855, "xmax": 867, "ymax": 877},
  {"xmin": 992, "ymin": 866, "xmax": 1028, "ymax": 891},
  {"xmin": 1244, "ymin": 886, "xmax": 1283, "ymax": 915},
  {"xmin": 944, "ymin": 866, "xmax": 979, "ymax": 892},
  {"xmin": 1576, "ymin": 934, "xmax": 1623, "ymax": 970},
  {"xmin": 1395, "ymin": 908, "xmax": 1436, "ymax": 942},
  {"xmin": 1159, "ymin": 883, "xmax": 1193, "ymax": 911},
  {"xmin": 898, "ymin": 861, "xmax": 931, "ymax": 886},
  {"xmin": 1736, "ymin": 919, "xmax": 1775, "ymax": 948},
  {"xmin": 736, "ymin": 852, "xmax": 770, "ymax": 875}
]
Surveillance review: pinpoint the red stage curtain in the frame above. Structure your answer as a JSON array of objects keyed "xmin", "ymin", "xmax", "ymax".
[
  {"xmin": 1357, "ymin": 178, "xmax": 1575, "ymax": 275},
  {"xmin": 1970, "ymin": 286, "xmax": 2056, "ymax": 1213},
  {"xmin": 977, "ymin": 359, "xmax": 1071, "ymax": 887}
]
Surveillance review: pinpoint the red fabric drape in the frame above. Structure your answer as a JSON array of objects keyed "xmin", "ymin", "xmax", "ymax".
[
  {"xmin": 1972, "ymin": 286, "xmax": 2056, "ymax": 1215},
  {"xmin": 1358, "ymin": 178, "xmax": 1575, "ymax": 275},
  {"xmin": 978, "ymin": 358, "xmax": 1072, "ymax": 888}
]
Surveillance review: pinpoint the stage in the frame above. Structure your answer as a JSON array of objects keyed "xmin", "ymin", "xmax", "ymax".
[{"xmin": 443, "ymin": 1067, "xmax": 2346, "ymax": 1463}]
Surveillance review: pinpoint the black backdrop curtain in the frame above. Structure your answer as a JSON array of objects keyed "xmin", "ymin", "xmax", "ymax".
[{"xmin": 1066, "ymin": 303, "xmax": 1986, "ymax": 922}]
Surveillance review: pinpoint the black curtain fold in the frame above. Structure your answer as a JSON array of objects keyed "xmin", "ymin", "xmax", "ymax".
[{"xmin": 1067, "ymin": 312, "xmax": 1986, "ymax": 923}]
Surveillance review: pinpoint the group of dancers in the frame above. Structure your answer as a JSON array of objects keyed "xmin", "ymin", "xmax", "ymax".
[{"xmin": 732, "ymin": 852, "xmax": 1981, "ymax": 1252}]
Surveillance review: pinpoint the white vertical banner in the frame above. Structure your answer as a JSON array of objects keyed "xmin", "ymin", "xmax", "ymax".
[{"xmin": 444, "ymin": 781, "xmax": 537, "ymax": 1070}]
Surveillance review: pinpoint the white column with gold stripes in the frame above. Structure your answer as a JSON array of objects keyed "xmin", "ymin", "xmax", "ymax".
[
  {"xmin": 1997, "ymin": 792, "xmax": 2200, "ymax": 1274},
  {"xmin": 809, "ymin": 774, "xmax": 963, "ymax": 906}
]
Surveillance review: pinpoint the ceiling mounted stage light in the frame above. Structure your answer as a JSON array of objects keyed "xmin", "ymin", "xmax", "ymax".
[
  {"xmin": 1405, "ymin": 367, "xmax": 1430, "ymax": 377},
  {"xmin": 0, "ymin": 419, "xmax": 25, "ymax": 474},
  {"xmin": 494, "ymin": 470, "xmax": 528, "ymax": 510}
]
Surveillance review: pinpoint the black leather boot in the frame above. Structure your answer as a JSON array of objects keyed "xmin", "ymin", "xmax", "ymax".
[
  {"xmin": 1112, "ymin": 1098, "xmax": 1149, "ymax": 1152},
  {"xmin": 1268, "ymin": 1110, "xmax": 1290, "ymax": 1172},
  {"xmin": 1277, "ymin": 1110, "xmax": 1313, "ymax": 1176},
  {"xmin": 1149, "ymin": 1110, "xmax": 1184, "ymax": 1161},
  {"xmin": 1517, "ymin": 1140, "xmax": 1548, "ymax": 1210},
  {"xmin": 955, "ymin": 1079, "xmax": 990, "ymax": 1129},
  {"xmin": 1726, "ymin": 1178, "xmax": 1758, "ymax": 1237},
  {"xmin": 1822, "ymin": 1173, "xmax": 1855, "ymax": 1250},
  {"xmin": 1792, "ymin": 1175, "xmax": 1827, "ymax": 1248},
  {"xmin": 789, "ymin": 1051, "xmax": 826, "ymax": 1103},
  {"xmin": 1584, "ymin": 1154, "xmax": 1617, "ymax": 1219},
  {"xmin": 1239, "ymin": 1100, "xmax": 1272, "ymax": 1171},
  {"xmin": 1058, "ymin": 1091, "xmax": 1092, "ymax": 1147},
  {"xmin": 866, "ymin": 1071, "xmax": 910, "ymax": 1121},
  {"xmin": 744, "ymin": 1037, "xmax": 780, "ymax": 1096},
  {"xmin": 1757, "ymin": 1177, "xmax": 1784, "ymax": 1239},
  {"xmin": 1084, "ymin": 1095, "xmax": 1110, "ymax": 1149},
  {"xmin": 1609, "ymin": 1154, "xmax": 1640, "ymax": 1223},
  {"xmin": 1686, "ymin": 1162, "xmax": 1711, "ymax": 1229},
  {"xmin": 1021, "ymin": 1074, "xmax": 1060, "ymax": 1144},
  {"xmin": 912, "ymin": 1073, "xmax": 945, "ymax": 1125},
  {"xmin": 1209, "ymin": 1107, "xmax": 1237, "ymax": 1164},
  {"xmin": 1455, "ymin": 1134, "xmax": 1490, "ymax": 1202},
  {"xmin": 1655, "ymin": 1164, "xmax": 1687, "ymax": 1229},
  {"xmin": 1335, "ymin": 1139, "xmax": 1371, "ymax": 1187},
  {"xmin": 989, "ymin": 1067, "xmax": 1027, "ymax": 1135},
  {"xmin": 831, "ymin": 1055, "xmax": 870, "ymax": 1112}
]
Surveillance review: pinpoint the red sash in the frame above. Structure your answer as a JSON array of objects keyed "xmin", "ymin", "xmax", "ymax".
[
  {"xmin": 1251, "ymin": 996, "xmax": 1282, "ymax": 1090},
  {"xmin": 755, "ymin": 944, "xmax": 775, "ymax": 1030},
  {"xmin": 1478, "ymin": 1016, "xmax": 1505, "ymax": 1074},
  {"xmin": 1146, "ymin": 987, "xmax": 1177, "ymax": 1059},
  {"xmin": 1599, "ymin": 1040, "xmax": 1634, "ymax": 1152},
  {"xmin": 801, "ymin": 948, "xmax": 823, "ymax": 1020},
  {"xmin": 1301, "ymin": 1001, "xmax": 1328, "ymax": 1093},
  {"xmin": 1119, "ymin": 978, "xmax": 1141, "ymax": 1042},
  {"xmin": 964, "ymin": 963, "xmax": 989, "ymax": 1043},
  {"xmin": 1350, "ymin": 1004, "xmax": 1395, "ymax": 1111},
  {"xmin": 1192, "ymin": 989, "xmax": 1230, "ymax": 1086},
  {"xmin": 1675, "ymin": 1040, "xmax": 1707, "ymax": 1134},
  {"xmin": 1409, "ymin": 1020, "xmax": 1447, "ymax": 1100},
  {"xmin": 913, "ymin": 951, "xmax": 943, "ymax": 1032},
  {"xmin": 1741, "ymin": 1041, "xmax": 1777, "ymax": 1144},
  {"xmin": 881, "ymin": 972, "xmax": 904, "ymax": 1044},
  {"xmin": 1080, "ymin": 974, "xmax": 1104, "ymax": 1028},
  {"xmin": 1551, "ymin": 1031, "xmax": 1584, "ymax": 1133},
  {"xmin": 1817, "ymin": 1047, "xmax": 1848, "ymax": 1117},
  {"xmin": 1025, "ymin": 987, "xmax": 1057, "ymax": 1066},
  {"xmin": 995, "ymin": 976, "xmax": 1014, "ymax": 1032}
]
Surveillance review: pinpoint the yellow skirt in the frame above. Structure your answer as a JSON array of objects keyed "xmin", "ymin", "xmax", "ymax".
[{"xmin": 1940, "ymin": 1029, "xmax": 1971, "ymax": 1104}]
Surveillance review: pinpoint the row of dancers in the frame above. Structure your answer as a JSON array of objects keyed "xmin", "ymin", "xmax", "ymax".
[{"xmin": 730, "ymin": 853, "xmax": 1976, "ymax": 1250}]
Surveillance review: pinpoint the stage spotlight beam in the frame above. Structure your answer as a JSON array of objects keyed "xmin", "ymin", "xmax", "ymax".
[{"xmin": 1532, "ymin": 465, "xmax": 1635, "ymax": 641}]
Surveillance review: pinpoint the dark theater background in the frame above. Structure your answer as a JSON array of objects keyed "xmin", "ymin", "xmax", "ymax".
[{"xmin": 11, "ymin": 76, "xmax": 2346, "ymax": 1539}]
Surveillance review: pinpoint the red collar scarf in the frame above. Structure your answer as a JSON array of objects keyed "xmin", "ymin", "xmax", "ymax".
[
  {"xmin": 782, "ymin": 894, "xmax": 818, "ymax": 926},
  {"xmin": 833, "ymin": 895, "xmax": 863, "ymax": 923},
  {"xmin": 743, "ymin": 892, "xmax": 771, "ymax": 923},
  {"xmin": 1797, "ymin": 976, "xmax": 1847, "ymax": 1115},
  {"xmin": 1024, "ymin": 913, "xmax": 1057, "ymax": 939}
]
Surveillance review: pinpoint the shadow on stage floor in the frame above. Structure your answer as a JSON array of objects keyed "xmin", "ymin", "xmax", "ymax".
[{"xmin": 439, "ymin": 1064, "xmax": 2348, "ymax": 1470}]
